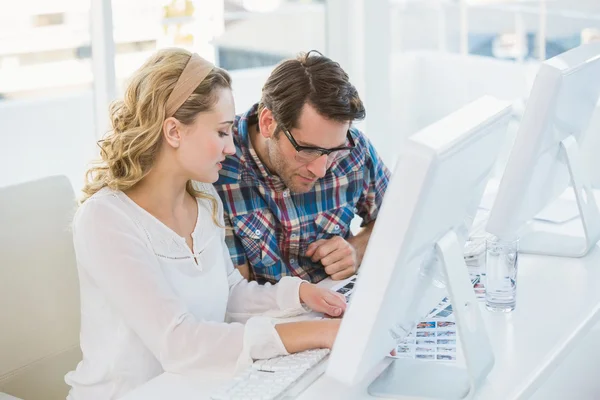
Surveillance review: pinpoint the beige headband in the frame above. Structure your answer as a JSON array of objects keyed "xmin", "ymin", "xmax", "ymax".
[{"xmin": 165, "ymin": 53, "xmax": 214, "ymax": 117}]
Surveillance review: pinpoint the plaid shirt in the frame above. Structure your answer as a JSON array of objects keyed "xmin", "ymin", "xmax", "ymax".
[{"xmin": 214, "ymin": 104, "xmax": 390, "ymax": 284}]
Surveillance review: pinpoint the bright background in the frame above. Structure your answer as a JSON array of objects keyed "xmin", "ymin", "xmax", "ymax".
[{"xmin": 1, "ymin": 2, "xmax": 599, "ymax": 397}]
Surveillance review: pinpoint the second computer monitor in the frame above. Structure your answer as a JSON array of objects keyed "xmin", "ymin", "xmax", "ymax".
[
  {"xmin": 326, "ymin": 96, "xmax": 512, "ymax": 398},
  {"xmin": 487, "ymin": 43, "xmax": 600, "ymax": 257}
]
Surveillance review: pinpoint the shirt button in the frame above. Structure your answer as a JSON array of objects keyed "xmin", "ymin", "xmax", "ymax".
[
  {"xmin": 334, "ymin": 224, "xmax": 340, "ymax": 231},
  {"xmin": 290, "ymin": 259, "xmax": 296, "ymax": 264},
  {"xmin": 283, "ymin": 191, "xmax": 289, "ymax": 197},
  {"xmin": 291, "ymin": 233, "xmax": 297, "ymax": 239},
  {"xmin": 254, "ymin": 229, "xmax": 261, "ymax": 235}
]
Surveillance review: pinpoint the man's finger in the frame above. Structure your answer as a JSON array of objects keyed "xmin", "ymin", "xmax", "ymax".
[
  {"xmin": 305, "ymin": 239, "xmax": 326, "ymax": 257},
  {"xmin": 330, "ymin": 266, "xmax": 356, "ymax": 281},
  {"xmin": 324, "ymin": 257, "xmax": 354, "ymax": 276},
  {"xmin": 310, "ymin": 239, "xmax": 339, "ymax": 262},
  {"xmin": 320, "ymin": 246, "xmax": 353, "ymax": 267}
]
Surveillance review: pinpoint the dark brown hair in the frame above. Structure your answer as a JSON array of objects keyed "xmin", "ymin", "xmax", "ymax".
[{"xmin": 258, "ymin": 50, "xmax": 365, "ymax": 133}]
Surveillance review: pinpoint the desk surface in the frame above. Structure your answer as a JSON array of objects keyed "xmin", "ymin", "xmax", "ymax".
[{"xmin": 122, "ymin": 218, "xmax": 600, "ymax": 400}]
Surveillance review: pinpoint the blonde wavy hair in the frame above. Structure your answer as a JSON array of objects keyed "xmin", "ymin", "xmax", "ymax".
[{"xmin": 81, "ymin": 48, "xmax": 232, "ymax": 225}]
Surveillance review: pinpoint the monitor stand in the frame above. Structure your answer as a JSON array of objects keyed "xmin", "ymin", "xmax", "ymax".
[
  {"xmin": 368, "ymin": 230, "xmax": 494, "ymax": 399},
  {"xmin": 520, "ymin": 135, "xmax": 600, "ymax": 258}
]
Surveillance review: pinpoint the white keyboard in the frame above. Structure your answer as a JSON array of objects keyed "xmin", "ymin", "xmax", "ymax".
[{"xmin": 210, "ymin": 348, "xmax": 330, "ymax": 400}]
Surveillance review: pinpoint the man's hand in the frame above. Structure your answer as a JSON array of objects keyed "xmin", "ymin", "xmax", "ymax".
[
  {"xmin": 305, "ymin": 236, "xmax": 357, "ymax": 280},
  {"xmin": 299, "ymin": 282, "xmax": 347, "ymax": 317}
]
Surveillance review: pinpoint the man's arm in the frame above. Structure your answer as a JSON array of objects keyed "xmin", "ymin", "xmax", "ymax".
[
  {"xmin": 350, "ymin": 130, "xmax": 390, "ymax": 268},
  {"xmin": 346, "ymin": 220, "xmax": 375, "ymax": 268},
  {"xmin": 235, "ymin": 261, "xmax": 253, "ymax": 281}
]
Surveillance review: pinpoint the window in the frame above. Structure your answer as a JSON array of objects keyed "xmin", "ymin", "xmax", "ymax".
[
  {"xmin": 111, "ymin": 0, "xmax": 327, "ymax": 89},
  {"xmin": 390, "ymin": 0, "xmax": 600, "ymax": 62},
  {"xmin": 0, "ymin": 0, "xmax": 91, "ymax": 101}
]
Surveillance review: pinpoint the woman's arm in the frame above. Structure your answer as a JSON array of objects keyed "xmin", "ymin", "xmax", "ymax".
[
  {"xmin": 275, "ymin": 319, "xmax": 340, "ymax": 353},
  {"xmin": 225, "ymin": 248, "xmax": 308, "ymax": 319},
  {"xmin": 224, "ymin": 243, "xmax": 346, "ymax": 321},
  {"xmin": 75, "ymin": 197, "xmax": 339, "ymax": 371}
]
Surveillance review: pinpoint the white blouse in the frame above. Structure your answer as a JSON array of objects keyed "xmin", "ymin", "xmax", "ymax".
[{"xmin": 65, "ymin": 183, "xmax": 307, "ymax": 400}]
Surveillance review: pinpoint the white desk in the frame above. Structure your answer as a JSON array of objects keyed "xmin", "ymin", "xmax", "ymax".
[{"xmin": 122, "ymin": 219, "xmax": 600, "ymax": 400}]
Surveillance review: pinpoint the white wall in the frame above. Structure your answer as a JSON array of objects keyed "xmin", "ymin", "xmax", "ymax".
[
  {"xmin": 229, "ymin": 66, "xmax": 273, "ymax": 113},
  {"xmin": 386, "ymin": 51, "xmax": 535, "ymax": 170},
  {"xmin": 0, "ymin": 92, "xmax": 96, "ymax": 190}
]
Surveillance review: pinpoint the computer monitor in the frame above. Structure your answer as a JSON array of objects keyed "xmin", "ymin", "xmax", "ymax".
[
  {"xmin": 326, "ymin": 96, "xmax": 513, "ymax": 399},
  {"xmin": 486, "ymin": 43, "xmax": 600, "ymax": 257}
]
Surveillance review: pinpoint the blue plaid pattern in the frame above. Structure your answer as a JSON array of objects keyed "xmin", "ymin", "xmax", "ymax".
[{"xmin": 214, "ymin": 104, "xmax": 390, "ymax": 284}]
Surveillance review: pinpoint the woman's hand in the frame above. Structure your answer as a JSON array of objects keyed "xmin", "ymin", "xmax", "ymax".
[{"xmin": 299, "ymin": 282, "xmax": 347, "ymax": 317}]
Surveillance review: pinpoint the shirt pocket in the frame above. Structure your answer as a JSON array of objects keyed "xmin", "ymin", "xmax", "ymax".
[
  {"xmin": 313, "ymin": 205, "xmax": 355, "ymax": 241},
  {"xmin": 232, "ymin": 211, "xmax": 281, "ymax": 269}
]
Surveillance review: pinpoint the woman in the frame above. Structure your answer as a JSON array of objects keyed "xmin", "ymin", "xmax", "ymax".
[{"xmin": 65, "ymin": 48, "xmax": 346, "ymax": 400}]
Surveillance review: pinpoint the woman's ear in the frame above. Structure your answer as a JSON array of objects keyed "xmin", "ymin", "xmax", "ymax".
[
  {"xmin": 258, "ymin": 108, "xmax": 277, "ymax": 139},
  {"xmin": 162, "ymin": 117, "xmax": 182, "ymax": 148}
]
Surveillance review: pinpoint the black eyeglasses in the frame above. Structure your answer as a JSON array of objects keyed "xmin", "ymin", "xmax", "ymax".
[{"xmin": 280, "ymin": 126, "xmax": 356, "ymax": 165}]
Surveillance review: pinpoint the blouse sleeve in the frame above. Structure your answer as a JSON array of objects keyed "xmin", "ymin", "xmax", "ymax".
[
  {"xmin": 73, "ymin": 196, "xmax": 291, "ymax": 373},
  {"xmin": 225, "ymin": 242, "xmax": 310, "ymax": 323}
]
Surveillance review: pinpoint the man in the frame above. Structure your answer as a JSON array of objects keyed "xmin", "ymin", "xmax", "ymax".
[{"xmin": 214, "ymin": 50, "xmax": 390, "ymax": 284}]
